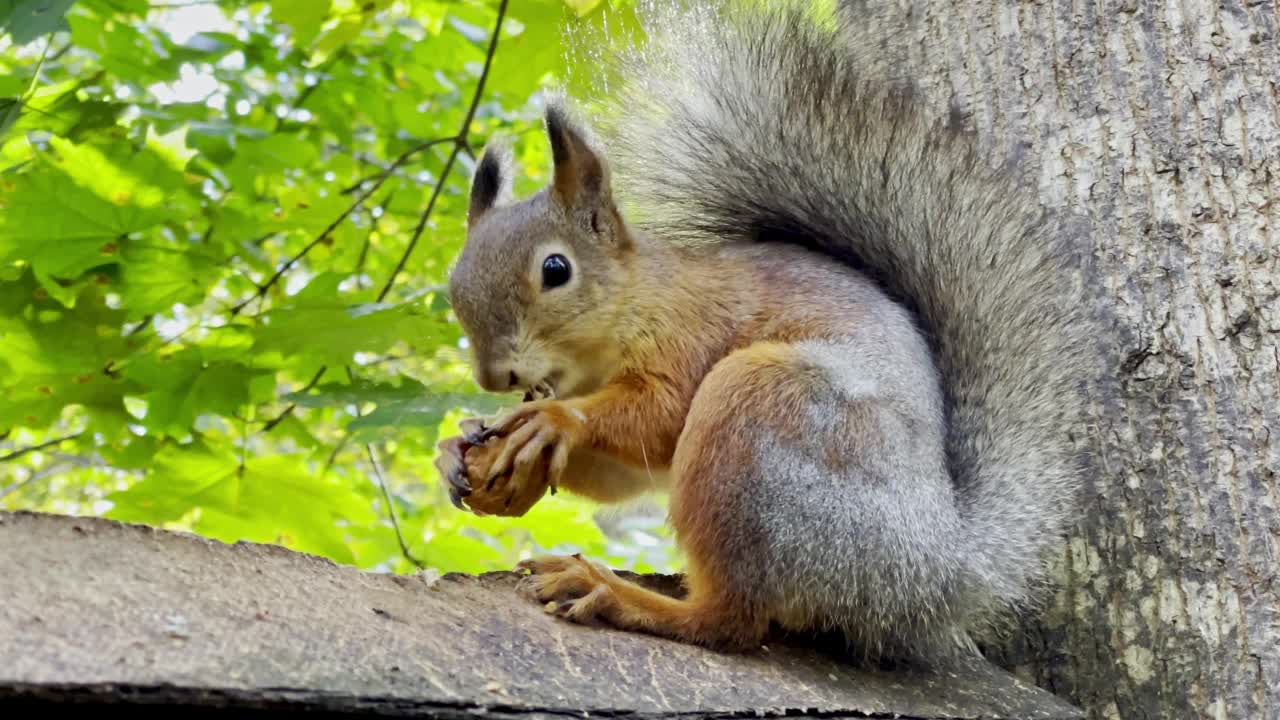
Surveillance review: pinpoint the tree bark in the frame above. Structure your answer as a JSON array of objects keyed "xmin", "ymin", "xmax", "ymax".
[
  {"xmin": 839, "ymin": 1, "xmax": 1279, "ymax": 717},
  {"xmin": 0, "ymin": 510, "xmax": 1082, "ymax": 719}
]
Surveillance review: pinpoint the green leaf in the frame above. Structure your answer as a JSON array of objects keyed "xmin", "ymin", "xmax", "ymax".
[
  {"xmin": 0, "ymin": 136, "xmax": 199, "ymax": 304},
  {"xmin": 222, "ymin": 133, "xmax": 321, "ymax": 193},
  {"xmin": 65, "ymin": 13, "xmax": 173, "ymax": 85},
  {"xmin": 0, "ymin": 98, "xmax": 22, "ymax": 138},
  {"xmin": 0, "ymin": 271, "xmax": 137, "ymax": 432},
  {"xmin": 105, "ymin": 440, "xmax": 240, "ymax": 524},
  {"xmin": 99, "ymin": 433, "xmax": 160, "ymax": 469},
  {"xmin": 311, "ymin": 17, "xmax": 363, "ymax": 61},
  {"xmin": 283, "ymin": 376, "xmax": 425, "ymax": 407},
  {"xmin": 563, "ymin": 0, "xmax": 604, "ymax": 16},
  {"xmin": 481, "ymin": 1, "xmax": 565, "ymax": 101},
  {"xmin": 251, "ymin": 273, "xmax": 451, "ymax": 367},
  {"xmin": 283, "ymin": 375, "xmax": 507, "ymax": 440},
  {"xmin": 271, "ymin": 0, "xmax": 331, "ymax": 43},
  {"xmin": 347, "ymin": 391, "xmax": 505, "ymax": 438},
  {"xmin": 121, "ymin": 349, "xmax": 261, "ymax": 437},
  {"xmin": 119, "ymin": 242, "xmax": 220, "ymax": 317},
  {"xmin": 108, "ymin": 442, "xmax": 375, "ymax": 564},
  {"xmin": 1, "ymin": 0, "xmax": 76, "ymax": 45},
  {"xmin": 418, "ymin": 529, "xmax": 502, "ymax": 574}
]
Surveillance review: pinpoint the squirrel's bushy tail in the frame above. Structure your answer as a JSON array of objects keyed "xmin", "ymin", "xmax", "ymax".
[{"xmin": 590, "ymin": 0, "xmax": 1100, "ymax": 630}]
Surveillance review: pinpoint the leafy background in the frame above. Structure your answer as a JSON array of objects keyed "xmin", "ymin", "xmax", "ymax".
[{"xmin": 0, "ymin": 0, "xmax": 678, "ymax": 576}]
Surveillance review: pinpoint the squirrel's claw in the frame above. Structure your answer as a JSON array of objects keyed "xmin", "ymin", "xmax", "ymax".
[
  {"xmin": 435, "ymin": 434, "xmax": 476, "ymax": 512},
  {"xmin": 446, "ymin": 464, "xmax": 472, "ymax": 496},
  {"xmin": 457, "ymin": 415, "xmax": 492, "ymax": 446},
  {"xmin": 465, "ymin": 425, "xmax": 495, "ymax": 445},
  {"xmin": 447, "ymin": 486, "xmax": 467, "ymax": 511},
  {"xmin": 467, "ymin": 399, "xmax": 544, "ymax": 445},
  {"xmin": 516, "ymin": 555, "xmax": 616, "ymax": 627}
]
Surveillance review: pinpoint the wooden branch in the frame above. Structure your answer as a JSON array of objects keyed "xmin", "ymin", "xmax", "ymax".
[{"xmin": 0, "ymin": 510, "xmax": 1081, "ymax": 718}]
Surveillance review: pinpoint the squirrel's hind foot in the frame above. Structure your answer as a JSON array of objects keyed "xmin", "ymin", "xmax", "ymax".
[
  {"xmin": 515, "ymin": 554, "xmax": 765, "ymax": 652},
  {"xmin": 517, "ymin": 554, "xmax": 619, "ymax": 626}
]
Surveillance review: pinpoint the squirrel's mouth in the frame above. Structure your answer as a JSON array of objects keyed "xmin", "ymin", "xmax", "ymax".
[{"xmin": 521, "ymin": 375, "xmax": 559, "ymax": 402}]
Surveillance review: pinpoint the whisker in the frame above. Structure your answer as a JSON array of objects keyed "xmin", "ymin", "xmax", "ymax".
[{"xmin": 639, "ymin": 437, "xmax": 654, "ymax": 487}]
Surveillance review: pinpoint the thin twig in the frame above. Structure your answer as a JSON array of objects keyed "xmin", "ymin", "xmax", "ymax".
[
  {"xmin": 262, "ymin": 365, "xmax": 328, "ymax": 433},
  {"xmin": 377, "ymin": 0, "xmax": 509, "ymax": 302},
  {"xmin": 451, "ymin": 0, "xmax": 508, "ymax": 170},
  {"xmin": 362, "ymin": 352, "xmax": 410, "ymax": 367},
  {"xmin": 0, "ymin": 433, "xmax": 83, "ymax": 463},
  {"xmin": 318, "ymin": 364, "xmax": 359, "ymax": 479},
  {"xmin": 320, "ymin": 431, "xmax": 352, "ymax": 477},
  {"xmin": 229, "ymin": 233, "xmax": 330, "ymax": 316},
  {"xmin": 0, "ymin": 463, "xmax": 71, "ymax": 501},
  {"xmin": 354, "ymin": 189, "xmax": 394, "ymax": 287},
  {"xmin": 275, "ymin": 58, "xmax": 331, "ymax": 132},
  {"xmin": 346, "ymin": 367, "xmax": 423, "ymax": 571},
  {"xmin": 379, "ymin": 146, "xmax": 464, "ymax": 302},
  {"xmin": 250, "ymin": 232, "xmax": 279, "ymax": 247},
  {"xmin": 125, "ymin": 315, "xmax": 153, "ymax": 337},
  {"xmin": 339, "ymin": 137, "xmax": 456, "ymax": 195},
  {"xmin": 238, "ymin": 412, "xmax": 249, "ymax": 477},
  {"xmin": 365, "ymin": 444, "xmax": 426, "ymax": 570},
  {"xmin": 230, "ymin": 138, "xmax": 453, "ymax": 317},
  {"xmin": 46, "ymin": 38, "xmax": 73, "ymax": 64}
]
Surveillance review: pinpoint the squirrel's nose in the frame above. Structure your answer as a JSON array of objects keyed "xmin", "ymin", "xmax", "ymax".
[{"xmin": 475, "ymin": 365, "xmax": 520, "ymax": 393}]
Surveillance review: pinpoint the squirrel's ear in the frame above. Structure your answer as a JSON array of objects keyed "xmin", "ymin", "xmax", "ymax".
[
  {"xmin": 545, "ymin": 101, "xmax": 612, "ymax": 215},
  {"xmin": 468, "ymin": 142, "xmax": 513, "ymax": 229}
]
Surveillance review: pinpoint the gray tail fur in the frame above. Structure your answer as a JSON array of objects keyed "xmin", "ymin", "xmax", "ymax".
[{"xmin": 583, "ymin": 0, "xmax": 1102, "ymax": 632}]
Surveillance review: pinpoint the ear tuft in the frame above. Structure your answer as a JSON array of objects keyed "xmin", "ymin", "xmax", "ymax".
[
  {"xmin": 544, "ymin": 98, "xmax": 610, "ymax": 212},
  {"xmin": 544, "ymin": 102, "xmax": 573, "ymax": 171},
  {"xmin": 468, "ymin": 141, "xmax": 514, "ymax": 228}
]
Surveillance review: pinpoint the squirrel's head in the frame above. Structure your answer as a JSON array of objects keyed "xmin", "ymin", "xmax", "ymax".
[{"xmin": 448, "ymin": 101, "xmax": 634, "ymax": 400}]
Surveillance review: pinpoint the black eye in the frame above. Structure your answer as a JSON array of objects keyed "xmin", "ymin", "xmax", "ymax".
[{"xmin": 541, "ymin": 254, "xmax": 572, "ymax": 289}]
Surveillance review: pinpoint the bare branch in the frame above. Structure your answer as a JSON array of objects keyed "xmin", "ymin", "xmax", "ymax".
[
  {"xmin": 378, "ymin": 146, "xmax": 464, "ymax": 303},
  {"xmin": 0, "ymin": 433, "xmax": 83, "ymax": 464},
  {"xmin": 231, "ymin": 137, "xmax": 456, "ymax": 317},
  {"xmin": 0, "ymin": 462, "xmax": 72, "ymax": 500},
  {"xmin": 354, "ymin": 189, "xmax": 395, "ymax": 288},
  {"xmin": 377, "ymin": 0, "xmax": 509, "ymax": 302},
  {"xmin": 339, "ymin": 137, "xmax": 456, "ymax": 196},
  {"xmin": 365, "ymin": 444, "xmax": 426, "ymax": 570},
  {"xmin": 262, "ymin": 365, "xmax": 328, "ymax": 433}
]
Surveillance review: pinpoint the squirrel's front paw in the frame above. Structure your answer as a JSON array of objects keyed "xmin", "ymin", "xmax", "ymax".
[
  {"xmin": 457, "ymin": 434, "xmax": 551, "ymax": 517},
  {"xmin": 433, "ymin": 417, "xmax": 544, "ymax": 517},
  {"xmin": 466, "ymin": 399, "xmax": 585, "ymax": 497}
]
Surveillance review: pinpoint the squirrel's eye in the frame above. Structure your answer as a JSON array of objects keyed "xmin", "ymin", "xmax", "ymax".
[{"xmin": 541, "ymin": 254, "xmax": 572, "ymax": 290}]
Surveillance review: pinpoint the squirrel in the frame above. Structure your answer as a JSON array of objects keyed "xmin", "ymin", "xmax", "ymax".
[{"xmin": 432, "ymin": 0, "xmax": 1101, "ymax": 662}]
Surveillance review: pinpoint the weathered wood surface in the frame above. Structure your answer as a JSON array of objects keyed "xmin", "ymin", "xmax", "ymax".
[
  {"xmin": 0, "ymin": 510, "xmax": 1081, "ymax": 719},
  {"xmin": 836, "ymin": 1, "xmax": 1280, "ymax": 718}
]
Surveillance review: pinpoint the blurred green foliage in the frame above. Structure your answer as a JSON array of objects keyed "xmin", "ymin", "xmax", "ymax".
[{"xmin": 0, "ymin": 0, "xmax": 676, "ymax": 575}]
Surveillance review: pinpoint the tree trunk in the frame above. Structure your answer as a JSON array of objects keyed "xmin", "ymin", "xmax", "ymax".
[{"xmin": 840, "ymin": 1, "xmax": 1279, "ymax": 717}]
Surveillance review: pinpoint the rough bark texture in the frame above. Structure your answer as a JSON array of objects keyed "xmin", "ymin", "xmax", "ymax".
[
  {"xmin": 839, "ymin": 1, "xmax": 1279, "ymax": 718},
  {"xmin": 0, "ymin": 510, "xmax": 1081, "ymax": 719}
]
